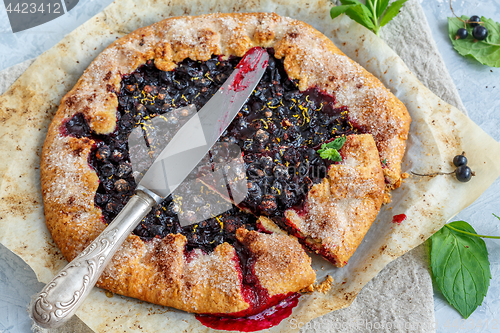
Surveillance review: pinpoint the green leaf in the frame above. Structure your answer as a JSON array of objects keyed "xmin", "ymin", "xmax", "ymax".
[
  {"xmin": 344, "ymin": 4, "xmax": 375, "ymax": 30},
  {"xmin": 365, "ymin": 0, "xmax": 376, "ymax": 11},
  {"xmin": 430, "ymin": 221, "xmax": 492, "ymax": 319},
  {"xmin": 446, "ymin": 220, "xmax": 500, "ymax": 239},
  {"xmin": 332, "ymin": 0, "xmax": 406, "ymax": 36},
  {"xmin": 322, "ymin": 136, "xmax": 347, "ymax": 150},
  {"xmin": 317, "ymin": 136, "xmax": 346, "ymax": 162},
  {"xmin": 448, "ymin": 16, "xmax": 500, "ymax": 67},
  {"xmin": 379, "ymin": 0, "xmax": 408, "ymax": 27},
  {"xmin": 319, "ymin": 148, "xmax": 342, "ymax": 162},
  {"xmin": 376, "ymin": 0, "xmax": 390, "ymax": 19},
  {"xmin": 339, "ymin": 0, "xmax": 363, "ymax": 5},
  {"xmin": 330, "ymin": 5, "xmax": 352, "ymax": 20}
]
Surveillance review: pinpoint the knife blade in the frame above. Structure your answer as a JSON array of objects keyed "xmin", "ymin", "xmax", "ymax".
[
  {"xmin": 138, "ymin": 47, "xmax": 268, "ymax": 199},
  {"xmin": 31, "ymin": 47, "xmax": 269, "ymax": 329}
]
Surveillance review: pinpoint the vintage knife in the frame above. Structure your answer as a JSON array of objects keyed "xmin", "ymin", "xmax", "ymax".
[{"xmin": 31, "ymin": 47, "xmax": 269, "ymax": 329}]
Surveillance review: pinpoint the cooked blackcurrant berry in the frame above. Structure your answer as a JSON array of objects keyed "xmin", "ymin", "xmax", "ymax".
[
  {"xmin": 247, "ymin": 181, "xmax": 262, "ymax": 199},
  {"xmin": 273, "ymin": 165, "xmax": 289, "ymax": 179},
  {"xmin": 136, "ymin": 104, "xmax": 147, "ymax": 117},
  {"xmin": 65, "ymin": 113, "xmax": 90, "ymax": 138},
  {"xmin": 133, "ymin": 225, "xmax": 149, "ymax": 237},
  {"xmin": 280, "ymin": 189, "xmax": 297, "ymax": 207},
  {"xmin": 120, "ymin": 113, "xmax": 134, "ymax": 130},
  {"xmin": 456, "ymin": 28, "xmax": 468, "ymax": 39},
  {"xmin": 297, "ymin": 161, "xmax": 310, "ymax": 177},
  {"xmin": 96, "ymin": 145, "xmax": 111, "ymax": 161},
  {"xmin": 114, "ymin": 179, "xmax": 130, "ymax": 192},
  {"xmin": 166, "ymin": 202, "xmax": 180, "ymax": 216},
  {"xmin": 148, "ymin": 224, "xmax": 165, "ymax": 236},
  {"xmin": 242, "ymin": 139, "xmax": 253, "ymax": 151},
  {"xmin": 455, "ymin": 165, "xmax": 472, "ymax": 182},
  {"xmin": 254, "ymin": 129, "xmax": 269, "ymax": 142},
  {"xmin": 247, "ymin": 164, "xmax": 265, "ymax": 178},
  {"xmin": 469, "ymin": 15, "xmax": 481, "ymax": 27},
  {"xmin": 101, "ymin": 163, "xmax": 114, "ymax": 177},
  {"xmin": 110, "ymin": 149, "xmax": 124, "ymax": 162},
  {"xmin": 473, "ymin": 25, "xmax": 488, "ymax": 40},
  {"xmin": 258, "ymin": 195, "xmax": 277, "ymax": 215},
  {"xmin": 284, "ymin": 148, "xmax": 300, "ymax": 164},
  {"xmin": 106, "ymin": 199, "xmax": 123, "ymax": 213},
  {"xmin": 224, "ymin": 217, "xmax": 240, "ymax": 233},
  {"xmin": 116, "ymin": 162, "xmax": 132, "ymax": 178},
  {"xmin": 270, "ymin": 180, "xmax": 283, "ymax": 196},
  {"xmin": 259, "ymin": 156, "xmax": 274, "ymax": 169},
  {"xmin": 101, "ymin": 179, "xmax": 114, "ymax": 191},
  {"xmin": 95, "ymin": 193, "xmax": 109, "ymax": 205},
  {"xmin": 453, "ymin": 154, "xmax": 467, "ymax": 167}
]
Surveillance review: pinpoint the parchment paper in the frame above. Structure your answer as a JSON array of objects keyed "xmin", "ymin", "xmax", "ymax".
[{"xmin": 1, "ymin": 0, "xmax": 500, "ymax": 332}]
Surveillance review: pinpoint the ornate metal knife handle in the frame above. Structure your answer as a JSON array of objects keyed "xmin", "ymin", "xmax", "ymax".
[{"xmin": 30, "ymin": 190, "xmax": 157, "ymax": 329}]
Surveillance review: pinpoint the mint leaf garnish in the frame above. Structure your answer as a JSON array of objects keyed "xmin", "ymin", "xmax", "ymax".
[
  {"xmin": 345, "ymin": 4, "xmax": 375, "ymax": 31},
  {"xmin": 330, "ymin": 0, "xmax": 408, "ymax": 35},
  {"xmin": 323, "ymin": 136, "xmax": 347, "ymax": 150},
  {"xmin": 319, "ymin": 148, "xmax": 342, "ymax": 161},
  {"xmin": 317, "ymin": 136, "xmax": 346, "ymax": 162},
  {"xmin": 429, "ymin": 221, "xmax": 492, "ymax": 318},
  {"xmin": 448, "ymin": 16, "xmax": 500, "ymax": 67},
  {"xmin": 376, "ymin": 0, "xmax": 390, "ymax": 18},
  {"xmin": 379, "ymin": 0, "xmax": 408, "ymax": 28},
  {"xmin": 331, "ymin": 5, "xmax": 354, "ymax": 21}
]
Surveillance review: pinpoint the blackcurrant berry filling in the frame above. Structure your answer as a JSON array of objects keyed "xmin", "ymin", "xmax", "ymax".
[
  {"xmin": 63, "ymin": 50, "xmax": 358, "ymax": 253},
  {"xmin": 62, "ymin": 113, "xmax": 91, "ymax": 138}
]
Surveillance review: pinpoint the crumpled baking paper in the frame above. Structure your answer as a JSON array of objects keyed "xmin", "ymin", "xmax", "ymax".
[{"xmin": 1, "ymin": 0, "xmax": 500, "ymax": 332}]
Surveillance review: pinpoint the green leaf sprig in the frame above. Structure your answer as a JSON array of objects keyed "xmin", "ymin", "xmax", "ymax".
[
  {"xmin": 330, "ymin": 0, "xmax": 409, "ymax": 36},
  {"xmin": 448, "ymin": 15, "xmax": 500, "ymax": 67},
  {"xmin": 317, "ymin": 136, "xmax": 347, "ymax": 162},
  {"xmin": 429, "ymin": 216, "xmax": 500, "ymax": 318}
]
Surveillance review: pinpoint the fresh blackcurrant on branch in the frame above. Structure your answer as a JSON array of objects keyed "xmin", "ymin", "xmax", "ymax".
[
  {"xmin": 411, "ymin": 152, "xmax": 475, "ymax": 182},
  {"xmin": 468, "ymin": 15, "xmax": 482, "ymax": 27},
  {"xmin": 473, "ymin": 25, "xmax": 488, "ymax": 40},
  {"xmin": 453, "ymin": 152, "xmax": 467, "ymax": 166},
  {"xmin": 455, "ymin": 28, "xmax": 468, "ymax": 40}
]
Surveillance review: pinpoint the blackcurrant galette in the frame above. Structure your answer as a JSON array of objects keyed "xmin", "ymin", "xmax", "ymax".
[{"xmin": 41, "ymin": 13, "xmax": 410, "ymax": 316}]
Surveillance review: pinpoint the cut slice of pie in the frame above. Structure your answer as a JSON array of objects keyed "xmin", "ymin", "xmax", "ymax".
[{"xmin": 284, "ymin": 134, "xmax": 385, "ymax": 267}]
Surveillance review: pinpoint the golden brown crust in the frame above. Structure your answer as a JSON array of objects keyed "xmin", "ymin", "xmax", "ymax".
[
  {"xmin": 285, "ymin": 134, "xmax": 385, "ymax": 267},
  {"xmin": 41, "ymin": 13, "xmax": 409, "ymax": 314},
  {"xmin": 99, "ymin": 235, "xmax": 250, "ymax": 313}
]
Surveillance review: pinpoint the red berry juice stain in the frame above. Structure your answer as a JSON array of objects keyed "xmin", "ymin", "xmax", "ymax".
[
  {"xmin": 392, "ymin": 214, "xmax": 407, "ymax": 224},
  {"xmin": 230, "ymin": 47, "xmax": 266, "ymax": 92},
  {"xmin": 195, "ymin": 293, "xmax": 300, "ymax": 332}
]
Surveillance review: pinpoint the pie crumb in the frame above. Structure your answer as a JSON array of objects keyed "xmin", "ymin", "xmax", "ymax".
[
  {"xmin": 301, "ymin": 275, "xmax": 334, "ymax": 293},
  {"xmin": 383, "ymin": 192, "xmax": 392, "ymax": 204}
]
